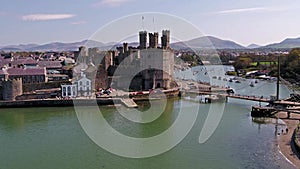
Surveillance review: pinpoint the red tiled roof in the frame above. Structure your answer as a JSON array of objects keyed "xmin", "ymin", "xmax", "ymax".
[{"xmin": 7, "ymin": 67, "xmax": 46, "ymax": 76}]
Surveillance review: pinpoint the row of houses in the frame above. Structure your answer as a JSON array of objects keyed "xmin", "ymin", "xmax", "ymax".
[
  {"xmin": 0, "ymin": 67, "xmax": 47, "ymax": 84},
  {"xmin": 0, "ymin": 56, "xmax": 70, "ymax": 84}
]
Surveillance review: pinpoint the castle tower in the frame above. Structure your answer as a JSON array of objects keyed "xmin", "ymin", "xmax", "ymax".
[
  {"xmin": 149, "ymin": 32, "xmax": 158, "ymax": 48},
  {"xmin": 2, "ymin": 78, "xmax": 23, "ymax": 101},
  {"xmin": 139, "ymin": 31, "xmax": 147, "ymax": 50},
  {"xmin": 161, "ymin": 30, "xmax": 170, "ymax": 49}
]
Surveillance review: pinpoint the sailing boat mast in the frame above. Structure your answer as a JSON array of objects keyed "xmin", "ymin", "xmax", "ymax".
[{"xmin": 276, "ymin": 54, "xmax": 280, "ymax": 101}]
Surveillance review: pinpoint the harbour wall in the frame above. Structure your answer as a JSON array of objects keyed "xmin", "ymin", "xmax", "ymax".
[{"xmin": 0, "ymin": 98, "xmax": 121, "ymax": 108}]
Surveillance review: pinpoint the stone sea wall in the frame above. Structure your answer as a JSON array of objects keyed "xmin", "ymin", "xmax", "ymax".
[{"xmin": 0, "ymin": 98, "xmax": 121, "ymax": 108}]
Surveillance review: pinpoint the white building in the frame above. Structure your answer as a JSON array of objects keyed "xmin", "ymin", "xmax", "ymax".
[
  {"xmin": 76, "ymin": 72, "xmax": 92, "ymax": 97},
  {"xmin": 61, "ymin": 84, "xmax": 77, "ymax": 98},
  {"xmin": 61, "ymin": 72, "xmax": 92, "ymax": 98}
]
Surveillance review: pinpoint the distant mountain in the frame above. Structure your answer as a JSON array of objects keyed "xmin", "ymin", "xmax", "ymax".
[
  {"xmin": 27, "ymin": 40, "xmax": 111, "ymax": 51},
  {"xmin": 247, "ymin": 44, "xmax": 261, "ymax": 49},
  {"xmin": 0, "ymin": 44, "xmax": 39, "ymax": 51},
  {"xmin": 3, "ymin": 36, "xmax": 300, "ymax": 52},
  {"xmin": 0, "ymin": 40, "xmax": 117, "ymax": 52},
  {"xmin": 263, "ymin": 37, "xmax": 300, "ymax": 49},
  {"xmin": 171, "ymin": 36, "xmax": 246, "ymax": 49}
]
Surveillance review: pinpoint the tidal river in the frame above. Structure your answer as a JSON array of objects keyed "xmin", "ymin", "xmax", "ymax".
[{"xmin": 0, "ymin": 66, "xmax": 297, "ymax": 169}]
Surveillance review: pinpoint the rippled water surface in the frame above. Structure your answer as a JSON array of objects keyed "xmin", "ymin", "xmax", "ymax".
[{"xmin": 0, "ymin": 65, "xmax": 296, "ymax": 169}]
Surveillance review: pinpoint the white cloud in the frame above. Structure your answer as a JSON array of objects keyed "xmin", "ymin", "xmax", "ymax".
[
  {"xmin": 216, "ymin": 7, "xmax": 267, "ymax": 14},
  {"xmin": 93, "ymin": 0, "xmax": 132, "ymax": 7},
  {"xmin": 22, "ymin": 14, "xmax": 75, "ymax": 21}
]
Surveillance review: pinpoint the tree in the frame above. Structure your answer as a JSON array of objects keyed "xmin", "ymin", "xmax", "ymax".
[{"xmin": 234, "ymin": 57, "xmax": 252, "ymax": 70}]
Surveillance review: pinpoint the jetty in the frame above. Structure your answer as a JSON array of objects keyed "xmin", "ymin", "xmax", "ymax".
[
  {"xmin": 121, "ymin": 98, "xmax": 138, "ymax": 108},
  {"xmin": 183, "ymin": 89, "xmax": 271, "ymax": 103}
]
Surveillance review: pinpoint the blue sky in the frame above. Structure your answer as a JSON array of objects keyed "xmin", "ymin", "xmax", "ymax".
[{"xmin": 0, "ymin": 0, "xmax": 299, "ymax": 46}]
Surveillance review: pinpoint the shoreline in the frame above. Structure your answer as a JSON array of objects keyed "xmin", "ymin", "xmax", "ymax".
[{"xmin": 277, "ymin": 112, "xmax": 300, "ymax": 169}]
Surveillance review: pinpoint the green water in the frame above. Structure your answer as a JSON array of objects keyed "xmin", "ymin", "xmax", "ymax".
[
  {"xmin": 0, "ymin": 66, "xmax": 298, "ymax": 168},
  {"xmin": 0, "ymin": 98, "xmax": 296, "ymax": 169}
]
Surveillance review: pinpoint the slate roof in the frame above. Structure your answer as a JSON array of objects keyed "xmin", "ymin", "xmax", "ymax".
[
  {"xmin": 0, "ymin": 69, "xmax": 8, "ymax": 75},
  {"xmin": 38, "ymin": 61, "xmax": 62, "ymax": 69},
  {"xmin": 13, "ymin": 58, "xmax": 38, "ymax": 65},
  {"xmin": 6, "ymin": 67, "xmax": 46, "ymax": 76}
]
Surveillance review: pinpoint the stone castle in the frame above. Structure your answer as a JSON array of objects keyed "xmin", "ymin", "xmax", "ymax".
[{"xmin": 76, "ymin": 30, "xmax": 176, "ymax": 91}]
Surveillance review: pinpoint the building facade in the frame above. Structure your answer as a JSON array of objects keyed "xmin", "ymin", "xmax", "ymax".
[
  {"xmin": 139, "ymin": 48, "xmax": 174, "ymax": 90},
  {"xmin": 61, "ymin": 84, "xmax": 77, "ymax": 98},
  {"xmin": 0, "ymin": 67, "xmax": 47, "ymax": 84},
  {"xmin": 61, "ymin": 72, "xmax": 92, "ymax": 98},
  {"xmin": 76, "ymin": 72, "xmax": 92, "ymax": 97}
]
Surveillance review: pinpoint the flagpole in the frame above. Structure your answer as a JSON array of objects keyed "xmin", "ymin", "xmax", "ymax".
[{"xmin": 142, "ymin": 16, "xmax": 145, "ymax": 31}]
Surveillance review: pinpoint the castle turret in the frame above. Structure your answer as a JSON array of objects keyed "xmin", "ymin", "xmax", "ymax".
[
  {"xmin": 2, "ymin": 78, "xmax": 23, "ymax": 101},
  {"xmin": 139, "ymin": 31, "xmax": 147, "ymax": 50},
  {"xmin": 161, "ymin": 30, "xmax": 170, "ymax": 49},
  {"xmin": 149, "ymin": 32, "xmax": 158, "ymax": 48}
]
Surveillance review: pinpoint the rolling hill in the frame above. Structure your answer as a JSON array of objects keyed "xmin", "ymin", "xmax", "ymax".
[
  {"xmin": 2, "ymin": 36, "xmax": 300, "ymax": 51},
  {"xmin": 263, "ymin": 37, "xmax": 300, "ymax": 49},
  {"xmin": 247, "ymin": 44, "xmax": 261, "ymax": 49},
  {"xmin": 171, "ymin": 36, "xmax": 246, "ymax": 49}
]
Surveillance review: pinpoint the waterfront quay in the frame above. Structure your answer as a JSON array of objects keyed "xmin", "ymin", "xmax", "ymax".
[
  {"xmin": 0, "ymin": 88, "xmax": 180, "ymax": 108},
  {"xmin": 0, "ymin": 98, "xmax": 120, "ymax": 108}
]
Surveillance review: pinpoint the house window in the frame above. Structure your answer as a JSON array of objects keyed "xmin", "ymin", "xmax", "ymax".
[
  {"xmin": 79, "ymin": 81, "xmax": 82, "ymax": 86},
  {"xmin": 62, "ymin": 87, "xmax": 66, "ymax": 96},
  {"xmin": 67, "ymin": 86, "xmax": 71, "ymax": 96},
  {"xmin": 86, "ymin": 81, "xmax": 89, "ymax": 85}
]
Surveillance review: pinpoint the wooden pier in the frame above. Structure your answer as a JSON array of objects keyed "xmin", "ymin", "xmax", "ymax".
[
  {"xmin": 184, "ymin": 89, "xmax": 271, "ymax": 103},
  {"xmin": 121, "ymin": 98, "xmax": 138, "ymax": 108},
  {"xmin": 227, "ymin": 94, "xmax": 270, "ymax": 102},
  {"xmin": 273, "ymin": 100, "xmax": 300, "ymax": 107}
]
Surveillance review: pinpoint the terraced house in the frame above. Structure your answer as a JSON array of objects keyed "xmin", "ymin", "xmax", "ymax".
[{"xmin": 0, "ymin": 67, "xmax": 47, "ymax": 84}]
